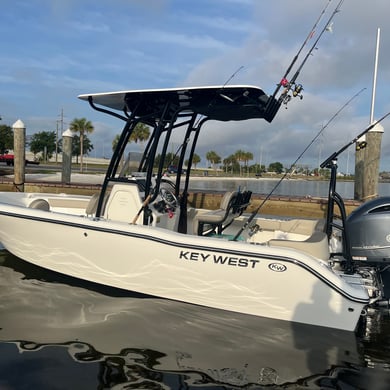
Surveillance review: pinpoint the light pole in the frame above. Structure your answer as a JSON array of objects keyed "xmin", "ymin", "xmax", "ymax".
[
  {"xmin": 55, "ymin": 120, "xmax": 59, "ymax": 163},
  {"xmin": 56, "ymin": 109, "xmax": 64, "ymax": 164}
]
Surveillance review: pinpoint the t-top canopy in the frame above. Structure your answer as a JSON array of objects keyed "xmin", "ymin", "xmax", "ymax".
[{"xmin": 78, "ymin": 85, "xmax": 279, "ymax": 122}]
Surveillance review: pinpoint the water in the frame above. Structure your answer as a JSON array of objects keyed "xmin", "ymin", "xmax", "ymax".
[
  {"xmin": 1, "ymin": 250, "xmax": 390, "ymax": 389},
  {"xmin": 189, "ymin": 177, "xmax": 390, "ymax": 199},
  {"xmin": 2, "ymin": 179, "xmax": 390, "ymax": 389}
]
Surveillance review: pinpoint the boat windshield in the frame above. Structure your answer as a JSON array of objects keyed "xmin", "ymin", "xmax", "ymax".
[{"xmin": 118, "ymin": 152, "xmax": 144, "ymax": 178}]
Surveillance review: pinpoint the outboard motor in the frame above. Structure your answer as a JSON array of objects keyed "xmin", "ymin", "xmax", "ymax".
[{"xmin": 346, "ymin": 196, "xmax": 390, "ymax": 265}]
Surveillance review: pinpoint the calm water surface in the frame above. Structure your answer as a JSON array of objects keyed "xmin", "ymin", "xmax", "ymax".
[{"xmin": 1, "ymin": 250, "xmax": 390, "ymax": 389}]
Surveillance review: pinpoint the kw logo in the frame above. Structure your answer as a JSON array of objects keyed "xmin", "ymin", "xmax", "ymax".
[{"xmin": 268, "ymin": 263, "xmax": 287, "ymax": 272}]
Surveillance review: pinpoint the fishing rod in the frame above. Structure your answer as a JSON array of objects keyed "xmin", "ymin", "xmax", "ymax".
[
  {"xmin": 232, "ymin": 87, "xmax": 366, "ymax": 241},
  {"xmin": 132, "ymin": 194, "xmax": 152, "ymax": 224},
  {"xmin": 222, "ymin": 66, "xmax": 244, "ymax": 89},
  {"xmin": 277, "ymin": 0, "xmax": 344, "ymax": 105},
  {"xmin": 271, "ymin": 0, "xmax": 333, "ymax": 100},
  {"xmin": 320, "ymin": 110, "xmax": 390, "ymax": 169}
]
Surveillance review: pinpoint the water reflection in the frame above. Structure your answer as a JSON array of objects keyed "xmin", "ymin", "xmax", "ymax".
[{"xmin": 1, "ymin": 250, "xmax": 390, "ymax": 389}]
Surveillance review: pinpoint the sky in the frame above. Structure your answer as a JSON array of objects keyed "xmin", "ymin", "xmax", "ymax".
[{"xmin": 1, "ymin": 0, "xmax": 390, "ymax": 172}]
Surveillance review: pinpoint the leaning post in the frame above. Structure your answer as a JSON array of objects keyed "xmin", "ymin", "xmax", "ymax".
[
  {"xmin": 61, "ymin": 128, "xmax": 74, "ymax": 184},
  {"xmin": 12, "ymin": 119, "xmax": 26, "ymax": 192}
]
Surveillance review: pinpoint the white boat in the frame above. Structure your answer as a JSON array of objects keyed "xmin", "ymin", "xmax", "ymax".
[{"xmin": 0, "ymin": 85, "xmax": 387, "ymax": 331}]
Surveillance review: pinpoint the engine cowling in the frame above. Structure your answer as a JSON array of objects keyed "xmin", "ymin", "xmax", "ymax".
[{"xmin": 346, "ymin": 196, "xmax": 390, "ymax": 264}]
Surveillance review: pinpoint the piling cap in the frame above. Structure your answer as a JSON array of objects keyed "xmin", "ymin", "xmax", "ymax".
[
  {"xmin": 62, "ymin": 128, "xmax": 75, "ymax": 137},
  {"xmin": 12, "ymin": 119, "xmax": 25, "ymax": 129},
  {"xmin": 369, "ymin": 121, "xmax": 384, "ymax": 133}
]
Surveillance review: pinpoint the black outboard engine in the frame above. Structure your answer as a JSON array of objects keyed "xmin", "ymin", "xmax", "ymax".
[{"xmin": 346, "ymin": 196, "xmax": 390, "ymax": 265}]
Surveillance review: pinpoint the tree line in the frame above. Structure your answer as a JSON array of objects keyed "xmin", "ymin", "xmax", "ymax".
[
  {"xmin": 203, "ymin": 150, "xmax": 285, "ymax": 175},
  {"xmin": 0, "ymin": 120, "xmax": 288, "ymax": 175}
]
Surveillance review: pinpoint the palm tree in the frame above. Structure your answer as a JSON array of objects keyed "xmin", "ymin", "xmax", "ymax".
[
  {"xmin": 112, "ymin": 123, "xmax": 151, "ymax": 151},
  {"xmin": 70, "ymin": 118, "xmax": 94, "ymax": 172},
  {"xmin": 192, "ymin": 153, "xmax": 201, "ymax": 169},
  {"xmin": 234, "ymin": 149, "xmax": 246, "ymax": 176},
  {"xmin": 206, "ymin": 150, "xmax": 221, "ymax": 171},
  {"xmin": 112, "ymin": 123, "xmax": 151, "ymax": 173},
  {"xmin": 223, "ymin": 154, "xmax": 236, "ymax": 174},
  {"xmin": 112, "ymin": 134, "xmax": 120, "ymax": 152},
  {"xmin": 129, "ymin": 123, "xmax": 150, "ymax": 144},
  {"xmin": 243, "ymin": 151, "xmax": 253, "ymax": 176}
]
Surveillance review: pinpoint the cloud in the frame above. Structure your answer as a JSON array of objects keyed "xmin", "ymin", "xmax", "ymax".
[
  {"xmin": 69, "ymin": 20, "xmax": 111, "ymax": 33},
  {"xmin": 2, "ymin": 0, "xmax": 390, "ymax": 172},
  {"xmin": 134, "ymin": 29, "xmax": 231, "ymax": 51},
  {"xmin": 176, "ymin": 0, "xmax": 390, "ymax": 171}
]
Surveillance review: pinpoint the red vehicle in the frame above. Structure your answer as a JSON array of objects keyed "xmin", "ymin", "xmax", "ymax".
[
  {"xmin": 0, "ymin": 153, "xmax": 39, "ymax": 166},
  {"xmin": 0, "ymin": 153, "xmax": 15, "ymax": 166}
]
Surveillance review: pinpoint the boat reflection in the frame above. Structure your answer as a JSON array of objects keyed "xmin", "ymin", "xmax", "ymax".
[{"xmin": 0, "ymin": 250, "xmax": 379, "ymax": 388}]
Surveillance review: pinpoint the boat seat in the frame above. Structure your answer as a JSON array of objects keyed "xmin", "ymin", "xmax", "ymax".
[
  {"xmin": 268, "ymin": 231, "xmax": 330, "ymax": 259},
  {"xmin": 85, "ymin": 193, "xmax": 109, "ymax": 216},
  {"xmin": 193, "ymin": 190, "xmax": 252, "ymax": 236},
  {"xmin": 256, "ymin": 218, "xmax": 323, "ymax": 236},
  {"xmin": 104, "ymin": 183, "xmax": 143, "ymax": 223},
  {"xmin": 28, "ymin": 199, "xmax": 50, "ymax": 211},
  {"xmin": 86, "ymin": 193, "xmax": 100, "ymax": 215}
]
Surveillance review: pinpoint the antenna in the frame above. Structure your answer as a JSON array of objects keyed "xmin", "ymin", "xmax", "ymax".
[{"xmin": 370, "ymin": 28, "xmax": 381, "ymax": 124}]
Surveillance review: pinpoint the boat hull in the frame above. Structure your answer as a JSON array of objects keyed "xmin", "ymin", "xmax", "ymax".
[
  {"xmin": 0, "ymin": 256, "xmax": 362, "ymax": 386},
  {"xmin": 0, "ymin": 202, "xmax": 368, "ymax": 331}
]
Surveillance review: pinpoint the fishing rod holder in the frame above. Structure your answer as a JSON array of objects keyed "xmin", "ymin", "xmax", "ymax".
[{"xmin": 323, "ymin": 157, "xmax": 354, "ymax": 273}]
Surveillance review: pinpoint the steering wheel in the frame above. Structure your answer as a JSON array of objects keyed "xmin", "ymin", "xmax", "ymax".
[{"xmin": 159, "ymin": 187, "xmax": 178, "ymax": 209}]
